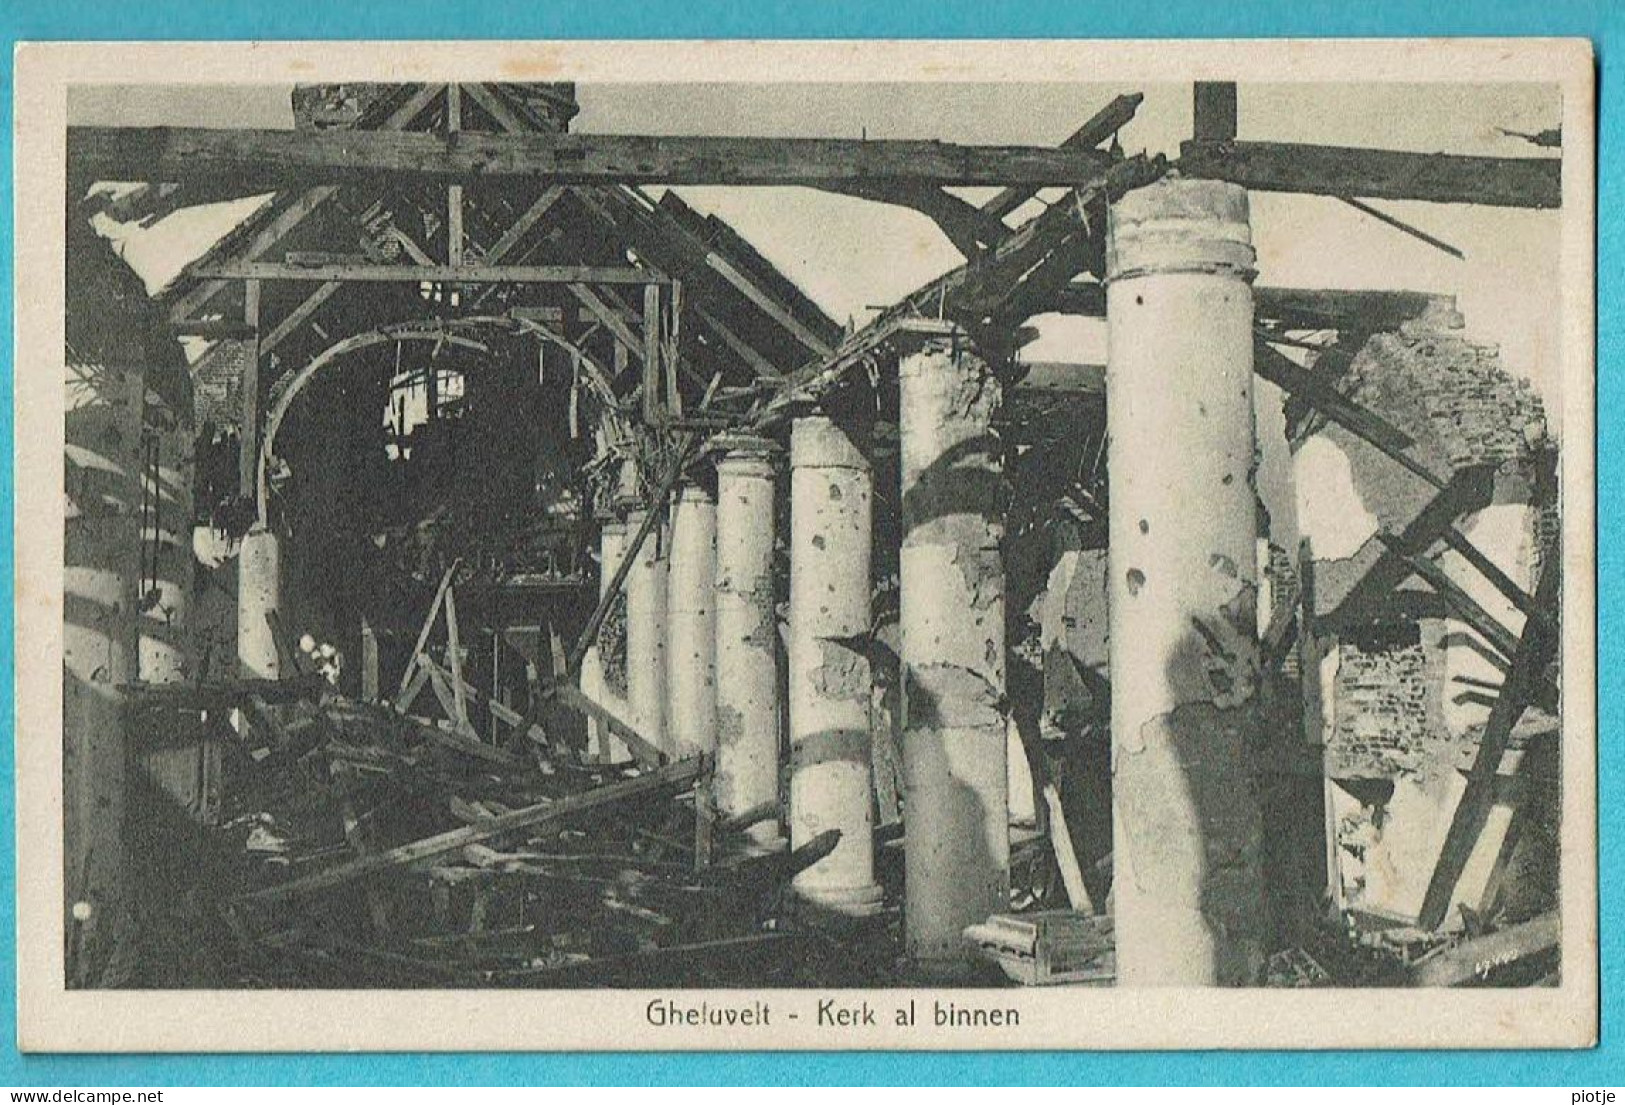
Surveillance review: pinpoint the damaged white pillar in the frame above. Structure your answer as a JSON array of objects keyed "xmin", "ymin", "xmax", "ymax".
[
  {"xmin": 237, "ymin": 525, "xmax": 281, "ymax": 680},
  {"xmin": 667, "ymin": 483, "xmax": 718, "ymax": 758},
  {"xmin": 898, "ymin": 334, "xmax": 1009, "ymax": 971},
  {"xmin": 788, "ymin": 414, "xmax": 882, "ymax": 916},
  {"xmin": 1105, "ymin": 177, "xmax": 1266, "ymax": 986},
  {"xmin": 625, "ymin": 506, "xmax": 670, "ymax": 755},
  {"xmin": 624, "ymin": 506, "xmax": 670, "ymax": 756},
  {"xmin": 585, "ymin": 517, "xmax": 629, "ymax": 762},
  {"xmin": 714, "ymin": 438, "xmax": 785, "ymax": 848}
]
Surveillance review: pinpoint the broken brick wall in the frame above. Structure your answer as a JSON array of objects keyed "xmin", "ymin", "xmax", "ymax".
[{"xmin": 1300, "ymin": 323, "xmax": 1557, "ymax": 928}]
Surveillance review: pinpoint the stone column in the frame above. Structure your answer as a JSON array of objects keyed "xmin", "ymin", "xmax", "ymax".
[
  {"xmin": 585, "ymin": 517, "xmax": 629, "ymax": 762},
  {"xmin": 1105, "ymin": 177, "xmax": 1265, "ymax": 986},
  {"xmin": 139, "ymin": 419, "xmax": 220, "ymax": 821},
  {"xmin": 787, "ymin": 414, "xmax": 882, "ymax": 916},
  {"xmin": 897, "ymin": 335, "xmax": 1009, "ymax": 971},
  {"xmin": 714, "ymin": 438, "xmax": 784, "ymax": 849},
  {"xmin": 624, "ymin": 506, "xmax": 669, "ymax": 755},
  {"xmin": 667, "ymin": 483, "xmax": 718, "ymax": 757},
  {"xmin": 237, "ymin": 525, "xmax": 281, "ymax": 680},
  {"xmin": 64, "ymin": 360, "xmax": 143, "ymax": 985}
]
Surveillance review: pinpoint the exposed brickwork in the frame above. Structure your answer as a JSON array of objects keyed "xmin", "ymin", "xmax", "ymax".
[
  {"xmin": 189, "ymin": 339, "xmax": 248, "ymax": 434},
  {"xmin": 1341, "ymin": 325, "xmax": 1550, "ymax": 490},
  {"xmin": 1310, "ymin": 324, "xmax": 1554, "ymax": 783},
  {"xmin": 1324, "ymin": 618, "xmax": 1477, "ymax": 780}
]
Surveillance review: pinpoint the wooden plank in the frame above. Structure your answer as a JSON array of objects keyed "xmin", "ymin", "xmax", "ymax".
[
  {"xmin": 165, "ymin": 84, "xmax": 447, "ymax": 323},
  {"xmin": 167, "ymin": 187, "xmax": 338, "ymax": 324},
  {"xmin": 1051, "ymin": 283, "xmax": 1454, "ymax": 332},
  {"xmin": 462, "ymin": 82, "xmax": 527, "ymax": 135},
  {"xmin": 447, "ymin": 85, "xmax": 465, "ymax": 268},
  {"xmin": 1337, "ymin": 196, "xmax": 1465, "ymax": 260},
  {"xmin": 360, "ymin": 617, "xmax": 379, "ymax": 702},
  {"xmin": 704, "ymin": 250, "xmax": 833, "ymax": 355},
  {"xmin": 695, "ymin": 306, "xmax": 783, "ymax": 379},
  {"xmin": 1409, "ymin": 911, "xmax": 1559, "ymax": 987},
  {"xmin": 642, "ymin": 283, "xmax": 663, "ymax": 423},
  {"xmin": 1327, "ymin": 468, "xmax": 1495, "ymax": 624},
  {"xmin": 1254, "ymin": 286, "xmax": 1453, "ymax": 331},
  {"xmin": 551, "ymin": 683, "xmax": 666, "ymax": 769},
  {"xmin": 399, "ymin": 563, "xmax": 456, "ymax": 699},
  {"xmin": 417, "ymin": 654, "xmax": 549, "ymax": 747},
  {"xmin": 72, "ymin": 125, "xmax": 1119, "ymax": 189},
  {"xmin": 236, "ymin": 756, "xmax": 708, "ymax": 906},
  {"xmin": 443, "ymin": 586, "xmax": 471, "ymax": 732},
  {"xmin": 260, "ymin": 280, "xmax": 341, "ymax": 356},
  {"xmin": 570, "ymin": 283, "xmax": 645, "ymax": 360},
  {"xmin": 1416, "ymin": 563, "xmax": 1560, "ymax": 930},
  {"xmin": 483, "ymin": 186, "xmax": 565, "ymax": 263},
  {"xmin": 981, "ymin": 93, "xmax": 1144, "ymax": 220},
  {"xmin": 1193, "ymin": 82, "xmax": 1238, "ymax": 142},
  {"xmin": 655, "ymin": 191, "xmax": 843, "ymax": 349},
  {"xmin": 819, "ymin": 181, "xmax": 1009, "ymax": 256},
  {"xmin": 665, "ymin": 281, "xmax": 684, "ymax": 417},
  {"xmin": 1254, "ymin": 338, "xmax": 1442, "ymax": 489},
  {"xmin": 409, "ymin": 714, "xmax": 525, "ymax": 769},
  {"xmin": 1180, "ymin": 139, "xmax": 1561, "ymax": 209},
  {"xmin": 194, "ymin": 261, "xmax": 665, "ymax": 285},
  {"xmin": 748, "ymin": 156, "xmax": 1163, "ymax": 430},
  {"xmin": 395, "ymin": 660, "xmax": 430, "ymax": 713},
  {"xmin": 239, "ymin": 279, "xmax": 261, "ymax": 496},
  {"xmin": 1439, "ymin": 526, "xmax": 1548, "ymax": 628},
  {"xmin": 1378, "ymin": 534, "xmax": 1522, "ymax": 660},
  {"xmin": 424, "ymin": 665, "xmax": 462, "ymax": 724},
  {"xmin": 1041, "ymin": 783, "xmax": 1094, "ymax": 914}
]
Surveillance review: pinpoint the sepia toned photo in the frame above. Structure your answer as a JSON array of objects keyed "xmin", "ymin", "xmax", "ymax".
[{"xmin": 13, "ymin": 39, "xmax": 1596, "ymax": 1050}]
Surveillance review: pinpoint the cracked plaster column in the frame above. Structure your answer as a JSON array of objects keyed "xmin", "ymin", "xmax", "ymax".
[
  {"xmin": 714, "ymin": 438, "xmax": 785, "ymax": 849},
  {"xmin": 668, "ymin": 482, "xmax": 719, "ymax": 758},
  {"xmin": 1106, "ymin": 177, "xmax": 1266, "ymax": 986},
  {"xmin": 625, "ymin": 505, "xmax": 670, "ymax": 756},
  {"xmin": 898, "ymin": 332, "xmax": 1009, "ymax": 971},
  {"xmin": 788, "ymin": 413, "xmax": 882, "ymax": 916},
  {"xmin": 585, "ymin": 516, "xmax": 629, "ymax": 762},
  {"xmin": 237, "ymin": 525, "xmax": 281, "ymax": 680}
]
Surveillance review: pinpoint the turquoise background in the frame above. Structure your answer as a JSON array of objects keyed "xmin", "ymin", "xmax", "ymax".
[{"xmin": 0, "ymin": 0, "xmax": 1615, "ymax": 1086}]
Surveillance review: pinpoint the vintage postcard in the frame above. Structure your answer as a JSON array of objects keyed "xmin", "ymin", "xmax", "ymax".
[{"xmin": 12, "ymin": 38, "xmax": 1596, "ymax": 1051}]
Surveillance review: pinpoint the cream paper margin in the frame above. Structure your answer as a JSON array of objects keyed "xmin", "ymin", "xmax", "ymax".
[{"xmin": 12, "ymin": 37, "xmax": 1598, "ymax": 1052}]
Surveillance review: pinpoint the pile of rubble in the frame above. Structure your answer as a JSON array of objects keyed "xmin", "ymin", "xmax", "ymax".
[{"xmin": 127, "ymin": 673, "xmax": 870, "ymax": 989}]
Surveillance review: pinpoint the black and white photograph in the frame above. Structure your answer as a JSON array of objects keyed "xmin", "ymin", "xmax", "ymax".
[{"xmin": 14, "ymin": 38, "xmax": 1596, "ymax": 1051}]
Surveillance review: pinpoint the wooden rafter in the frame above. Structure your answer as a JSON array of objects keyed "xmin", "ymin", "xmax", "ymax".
[
  {"xmin": 72, "ymin": 125, "xmax": 1119, "ymax": 190},
  {"xmin": 191, "ymin": 261, "xmax": 667, "ymax": 284},
  {"xmin": 694, "ymin": 305, "xmax": 782, "ymax": 380},
  {"xmin": 1180, "ymin": 139, "xmax": 1561, "ymax": 209},
  {"xmin": 817, "ymin": 181, "xmax": 1010, "ymax": 258},
  {"xmin": 569, "ymin": 283, "xmax": 645, "ymax": 361},
  {"xmin": 981, "ymin": 93, "xmax": 1144, "ymax": 220},
  {"xmin": 1416, "ymin": 560, "xmax": 1561, "ymax": 931},
  {"xmin": 164, "ymin": 83, "xmax": 447, "ymax": 325},
  {"xmin": 260, "ymin": 281, "xmax": 341, "ymax": 357}
]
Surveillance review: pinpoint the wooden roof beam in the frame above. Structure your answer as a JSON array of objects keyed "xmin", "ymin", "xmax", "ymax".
[
  {"xmin": 191, "ymin": 261, "xmax": 667, "ymax": 284},
  {"xmin": 1052, "ymin": 282, "xmax": 1458, "ymax": 332},
  {"xmin": 1179, "ymin": 139, "xmax": 1561, "ymax": 209},
  {"xmin": 70, "ymin": 125, "xmax": 1118, "ymax": 189},
  {"xmin": 981, "ymin": 93, "xmax": 1144, "ymax": 220},
  {"xmin": 817, "ymin": 180, "xmax": 1010, "ymax": 259}
]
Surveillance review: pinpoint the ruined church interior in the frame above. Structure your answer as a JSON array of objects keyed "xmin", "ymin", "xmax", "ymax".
[{"xmin": 62, "ymin": 79, "xmax": 1564, "ymax": 989}]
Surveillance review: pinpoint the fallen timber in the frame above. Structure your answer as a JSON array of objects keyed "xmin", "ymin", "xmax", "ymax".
[{"xmin": 237, "ymin": 754, "xmax": 708, "ymax": 907}]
